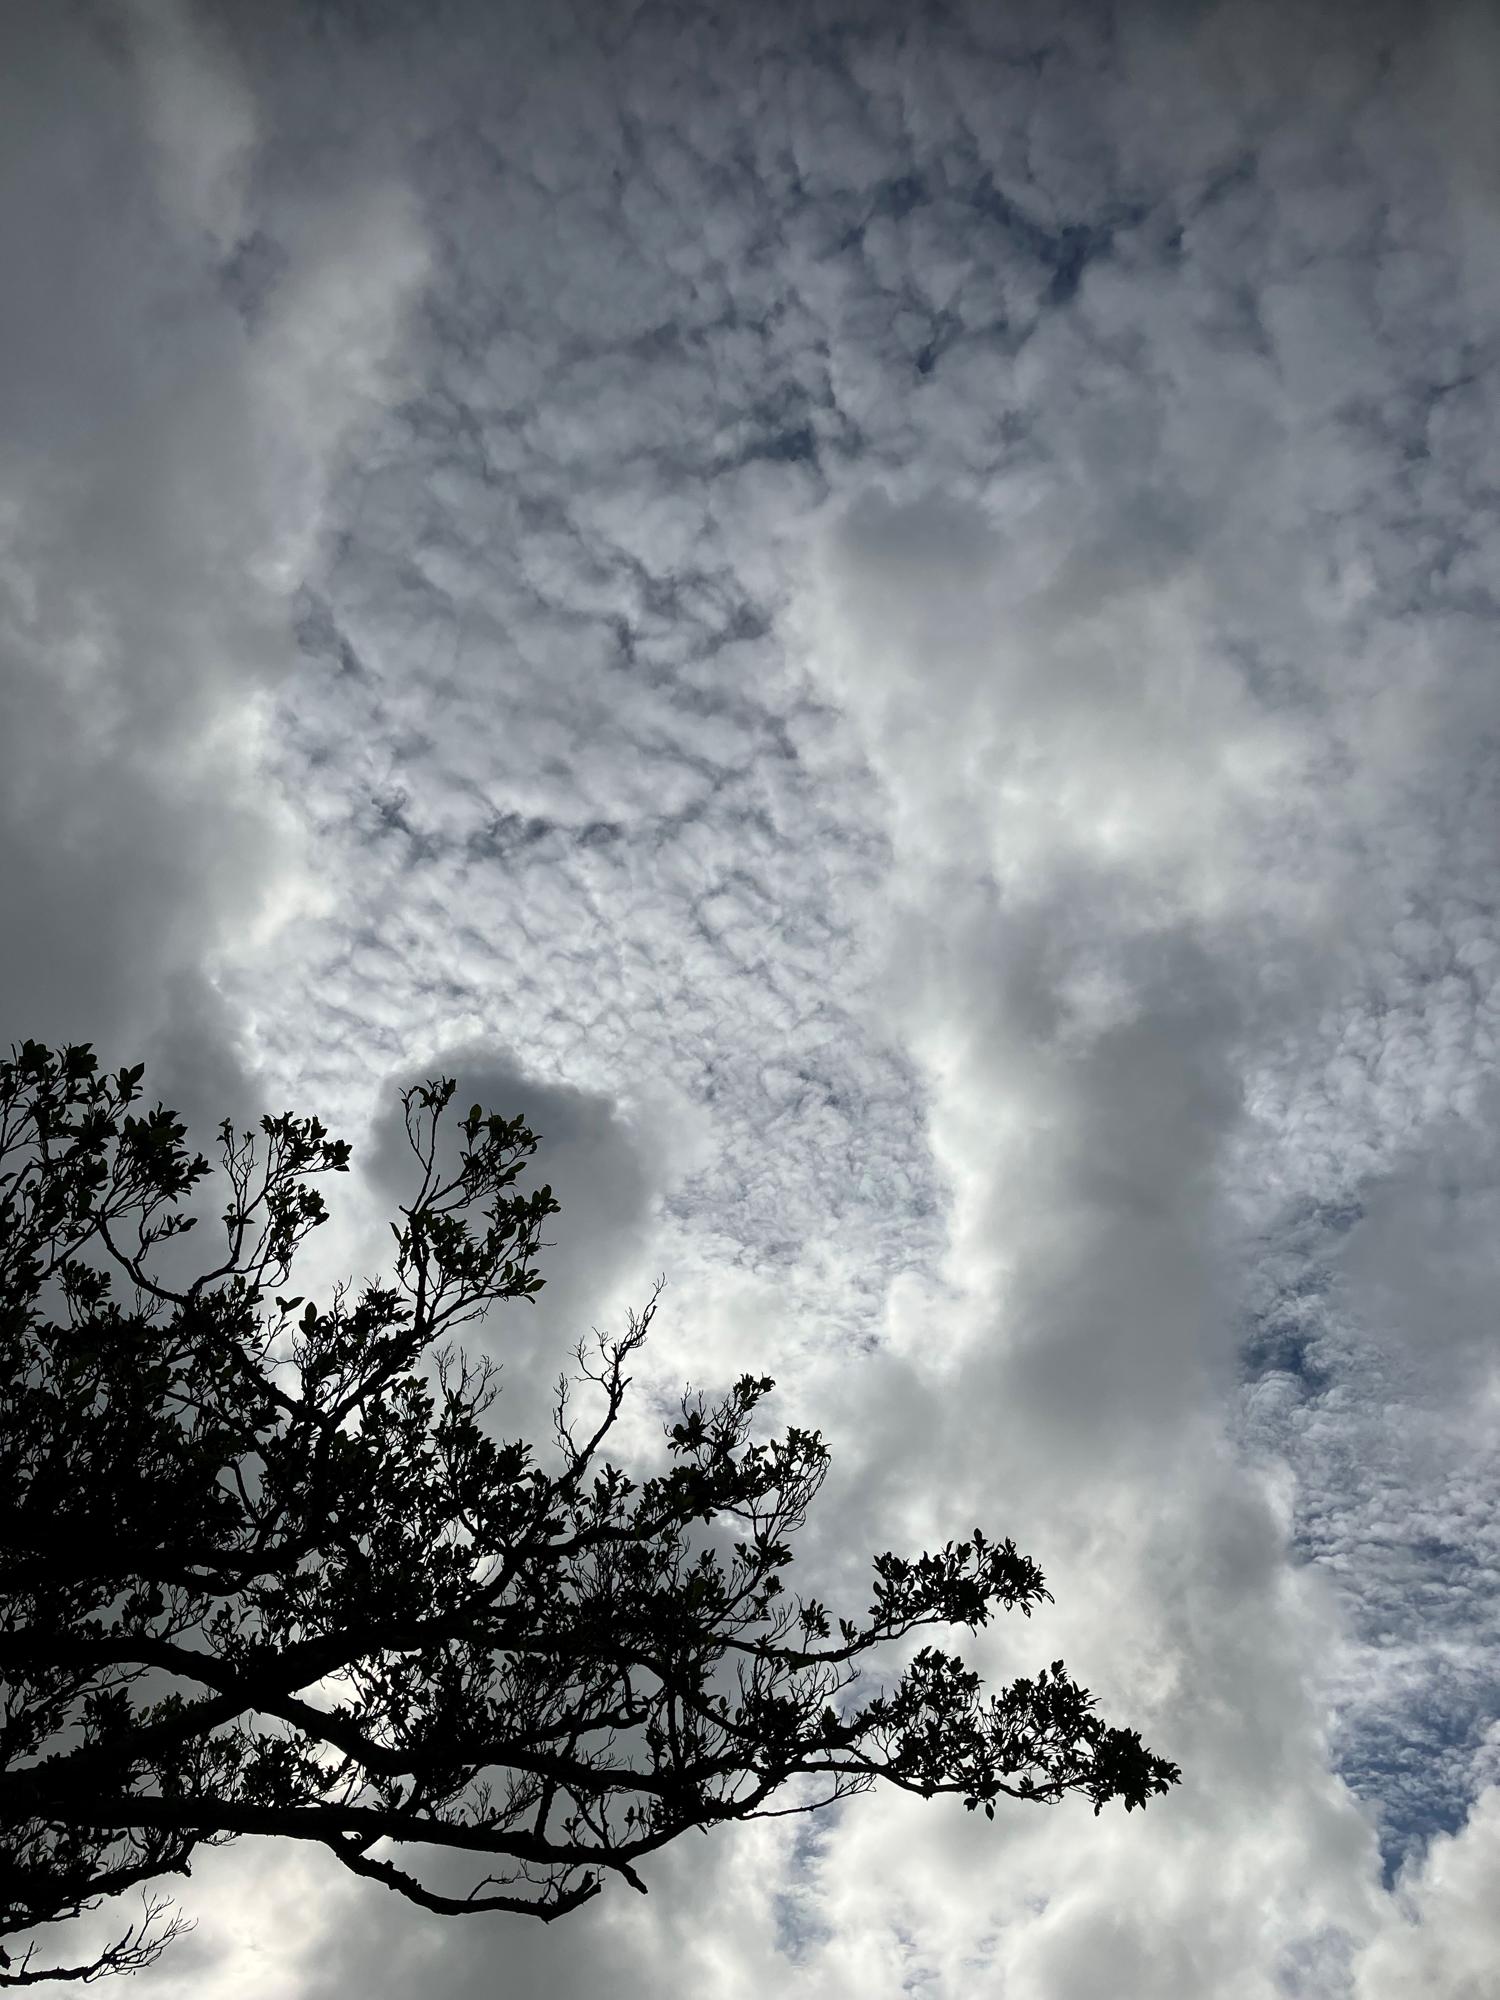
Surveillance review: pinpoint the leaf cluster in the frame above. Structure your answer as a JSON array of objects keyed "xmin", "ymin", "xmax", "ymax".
[{"xmin": 0, "ymin": 1044, "xmax": 1178, "ymax": 1983}]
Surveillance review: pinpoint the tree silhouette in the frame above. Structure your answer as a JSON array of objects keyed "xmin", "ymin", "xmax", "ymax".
[{"xmin": 1, "ymin": 1040, "xmax": 1178, "ymax": 1984}]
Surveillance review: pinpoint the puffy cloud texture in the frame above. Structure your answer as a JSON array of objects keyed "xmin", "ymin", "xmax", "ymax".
[{"xmin": 6, "ymin": 1, "xmax": 1500, "ymax": 1994}]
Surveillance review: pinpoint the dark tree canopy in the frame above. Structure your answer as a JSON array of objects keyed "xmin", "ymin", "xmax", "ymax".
[{"xmin": 0, "ymin": 1040, "xmax": 1178, "ymax": 1985}]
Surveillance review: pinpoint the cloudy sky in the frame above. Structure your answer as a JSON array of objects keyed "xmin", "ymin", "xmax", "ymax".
[{"xmin": 6, "ymin": 0, "xmax": 1500, "ymax": 1993}]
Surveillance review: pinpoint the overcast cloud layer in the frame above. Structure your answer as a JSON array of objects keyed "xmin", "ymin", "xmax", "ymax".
[{"xmin": 6, "ymin": 2, "xmax": 1500, "ymax": 1995}]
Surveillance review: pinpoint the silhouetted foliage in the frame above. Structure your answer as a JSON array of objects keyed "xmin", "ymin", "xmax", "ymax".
[{"xmin": 0, "ymin": 1040, "xmax": 1179, "ymax": 1983}]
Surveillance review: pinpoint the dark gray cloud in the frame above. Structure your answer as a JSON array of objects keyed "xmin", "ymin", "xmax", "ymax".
[
  {"xmin": 0, "ymin": 0, "xmax": 426, "ymax": 1131},
  {"xmin": 0, "ymin": 2, "xmax": 270, "ymax": 1121},
  {"xmin": 360, "ymin": 1044, "xmax": 661, "ymax": 1440}
]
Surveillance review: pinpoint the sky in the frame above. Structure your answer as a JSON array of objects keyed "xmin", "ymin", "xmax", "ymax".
[{"xmin": 4, "ymin": 0, "xmax": 1500, "ymax": 1994}]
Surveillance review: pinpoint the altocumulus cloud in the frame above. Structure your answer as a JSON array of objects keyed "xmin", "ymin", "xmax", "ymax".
[{"xmin": 6, "ymin": 0, "xmax": 1500, "ymax": 1994}]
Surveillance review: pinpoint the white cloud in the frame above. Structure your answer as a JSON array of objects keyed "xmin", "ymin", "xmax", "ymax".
[
  {"xmin": 1353, "ymin": 1784, "xmax": 1500, "ymax": 1999},
  {"xmin": 11, "ymin": 2, "xmax": 1500, "ymax": 1994}
]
